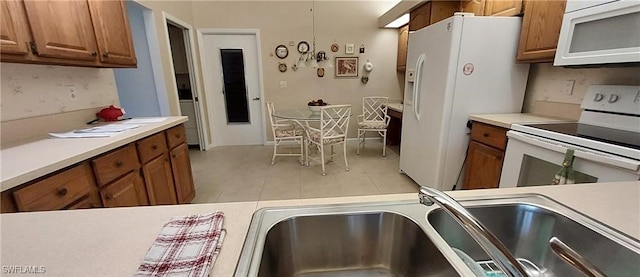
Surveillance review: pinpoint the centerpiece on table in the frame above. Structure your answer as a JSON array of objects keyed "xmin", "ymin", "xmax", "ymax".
[{"xmin": 307, "ymin": 99, "xmax": 328, "ymax": 113}]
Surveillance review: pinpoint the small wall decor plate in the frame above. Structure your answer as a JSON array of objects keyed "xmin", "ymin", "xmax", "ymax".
[
  {"xmin": 317, "ymin": 68, "xmax": 324, "ymax": 77},
  {"xmin": 331, "ymin": 43, "xmax": 339, "ymax": 52},
  {"xmin": 278, "ymin": 62, "xmax": 287, "ymax": 72}
]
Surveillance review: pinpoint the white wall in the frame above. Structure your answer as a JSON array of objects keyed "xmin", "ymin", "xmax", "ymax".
[
  {"xmin": 523, "ymin": 63, "xmax": 640, "ymax": 120},
  {"xmin": 114, "ymin": 1, "xmax": 166, "ymax": 118},
  {"xmin": 192, "ymin": 1, "xmax": 402, "ymax": 140},
  {"xmin": 0, "ymin": 63, "xmax": 119, "ymax": 143}
]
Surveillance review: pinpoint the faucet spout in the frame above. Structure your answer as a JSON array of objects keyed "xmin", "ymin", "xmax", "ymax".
[{"xmin": 418, "ymin": 186, "xmax": 531, "ymax": 277}]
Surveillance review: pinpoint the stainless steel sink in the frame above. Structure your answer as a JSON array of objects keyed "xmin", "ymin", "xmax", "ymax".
[
  {"xmin": 234, "ymin": 195, "xmax": 640, "ymax": 277},
  {"xmin": 256, "ymin": 212, "xmax": 457, "ymax": 277},
  {"xmin": 427, "ymin": 196, "xmax": 640, "ymax": 276},
  {"xmin": 234, "ymin": 201, "xmax": 463, "ymax": 276}
]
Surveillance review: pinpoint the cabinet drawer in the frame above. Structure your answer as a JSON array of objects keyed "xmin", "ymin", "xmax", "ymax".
[
  {"xmin": 470, "ymin": 122, "xmax": 508, "ymax": 150},
  {"xmin": 92, "ymin": 144, "xmax": 140, "ymax": 186},
  {"xmin": 166, "ymin": 125, "xmax": 186, "ymax": 149},
  {"xmin": 137, "ymin": 132, "xmax": 167, "ymax": 164},
  {"xmin": 13, "ymin": 163, "xmax": 95, "ymax": 212}
]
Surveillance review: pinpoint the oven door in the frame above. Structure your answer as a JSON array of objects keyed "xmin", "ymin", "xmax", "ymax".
[{"xmin": 499, "ymin": 131, "xmax": 640, "ymax": 188}]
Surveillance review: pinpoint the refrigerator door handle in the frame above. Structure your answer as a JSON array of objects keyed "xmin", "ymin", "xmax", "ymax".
[{"xmin": 413, "ymin": 54, "xmax": 426, "ymax": 121}]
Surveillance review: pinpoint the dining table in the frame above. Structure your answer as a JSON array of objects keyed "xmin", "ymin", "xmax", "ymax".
[{"xmin": 272, "ymin": 107, "xmax": 351, "ymax": 166}]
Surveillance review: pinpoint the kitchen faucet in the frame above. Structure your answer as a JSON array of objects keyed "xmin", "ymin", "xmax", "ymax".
[{"xmin": 418, "ymin": 186, "xmax": 531, "ymax": 277}]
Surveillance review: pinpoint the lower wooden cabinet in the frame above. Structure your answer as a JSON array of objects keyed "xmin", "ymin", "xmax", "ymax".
[
  {"xmin": 171, "ymin": 143, "xmax": 196, "ymax": 204},
  {"xmin": 462, "ymin": 122, "xmax": 508, "ymax": 189},
  {"xmin": 100, "ymin": 171, "xmax": 148, "ymax": 208},
  {"xmin": 12, "ymin": 163, "xmax": 99, "ymax": 212},
  {"xmin": 463, "ymin": 141, "xmax": 504, "ymax": 189},
  {"xmin": 1, "ymin": 124, "xmax": 195, "ymax": 213},
  {"xmin": 143, "ymin": 154, "xmax": 178, "ymax": 205}
]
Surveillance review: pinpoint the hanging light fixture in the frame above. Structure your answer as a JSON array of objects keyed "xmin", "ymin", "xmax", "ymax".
[{"xmin": 308, "ymin": 0, "xmax": 318, "ymax": 68}]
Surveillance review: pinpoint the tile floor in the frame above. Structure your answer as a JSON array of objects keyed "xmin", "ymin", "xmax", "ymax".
[{"xmin": 189, "ymin": 141, "xmax": 420, "ymax": 203}]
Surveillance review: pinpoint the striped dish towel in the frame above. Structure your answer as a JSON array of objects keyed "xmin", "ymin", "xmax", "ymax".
[{"xmin": 135, "ymin": 212, "xmax": 226, "ymax": 277}]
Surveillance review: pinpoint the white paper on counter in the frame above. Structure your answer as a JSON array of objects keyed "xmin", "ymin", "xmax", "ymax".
[
  {"xmin": 121, "ymin": 118, "xmax": 168, "ymax": 124},
  {"xmin": 49, "ymin": 123, "xmax": 142, "ymax": 138}
]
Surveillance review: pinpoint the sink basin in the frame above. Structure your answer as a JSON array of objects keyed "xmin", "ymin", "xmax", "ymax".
[
  {"xmin": 428, "ymin": 195, "xmax": 640, "ymax": 276},
  {"xmin": 234, "ymin": 195, "xmax": 640, "ymax": 276},
  {"xmin": 257, "ymin": 212, "xmax": 456, "ymax": 276},
  {"xmin": 234, "ymin": 201, "xmax": 463, "ymax": 276}
]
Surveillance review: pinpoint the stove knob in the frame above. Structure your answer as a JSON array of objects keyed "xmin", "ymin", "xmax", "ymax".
[
  {"xmin": 594, "ymin": 93, "xmax": 604, "ymax": 102},
  {"xmin": 608, "ymin": 94, "xmax": 619, "ymax": 103}
]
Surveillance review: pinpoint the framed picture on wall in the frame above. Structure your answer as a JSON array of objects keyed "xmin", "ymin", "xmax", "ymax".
[{"xmin": 335, "ymin": 57, "xmax": 358, "ymax": 78}]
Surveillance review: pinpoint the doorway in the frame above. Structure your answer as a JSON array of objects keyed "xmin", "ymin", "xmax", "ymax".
[
  {"xmin": 164, "ymin": 14, "xmax": 206, "ymax": 150},
  {"xmin": 198, "ymin": 30, "xmax": 265, "ymax": 146}
]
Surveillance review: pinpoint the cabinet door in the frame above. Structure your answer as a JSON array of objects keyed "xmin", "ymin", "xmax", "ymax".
[
  {"xmin": 143, "ymin": 154, "xmax": 178, "ymax": 205},
  {"xmin": 23, "ymin": 0, "xmax": 98, "ymax": 61},
  {"xmin": 460, "ymin": 0, "xmax": 486, "ymax": 16},
  {"xmin": 87, "ymin": 0, "xmax": 136, "ymax": 66},
  {"xmin": 409, "ymin": 2, "xmax": 431, "ymax": 31},
  {"xmin": 396, "ymin": 24, "xmax": 408, "ymax": 72},
  {"xmin": 101, "ymin": 171, "xmax": 148, "ymax": 208},
  {"xmin": 429, "ymin": 1, "xmax": 459, "ymax": 25},
  {"xmin": 516, "ymin": 0, "xmax": 567, "ymax": 62},
  {"xmin": 170, "ymin": 143, "xmax": 195, "ymax": 204},
  {"xmin": 1, "ymin": 0, "xmax": 30, "ymax": 56},
  {"xmin": 463, "ymin": 141, "xmax": 504, "ymax": 190},
  {"xmin": 67, "ymin": 191, "xmax": 102, "ymax": 210},
  {"xmin": 484, "ymin": 0, "xmax": 523, "ymax": 16}
]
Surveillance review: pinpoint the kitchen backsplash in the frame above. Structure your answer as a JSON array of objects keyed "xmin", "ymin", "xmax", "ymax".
[
  {"xmin": 1, "ymin": 63, "xmax": 120, "ymax": 144},
  {"xmin": 1, "ymin": 63, "xmax": 119, "ymax": 122},
  {"xmin": 523, "ymin": 63, "xmax": 640, "ymax": 120}
]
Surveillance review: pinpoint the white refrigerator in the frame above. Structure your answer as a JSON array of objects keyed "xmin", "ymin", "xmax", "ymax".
[{"xmin": 399, "ymin": 13, "xmax": 530, "ymax": 191}]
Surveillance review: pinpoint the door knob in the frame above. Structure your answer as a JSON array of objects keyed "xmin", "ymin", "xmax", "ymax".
[{"xmin": 252, "ymin": 97, "xmax": 261, "ymax": 100}]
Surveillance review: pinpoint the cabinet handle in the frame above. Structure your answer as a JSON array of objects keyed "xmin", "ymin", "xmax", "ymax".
[
  {"xmin": 175, "ymin": 134, "xmax": 181, "ymax": 139},
  {"xmin": 151, "ymin": 145, "xmax": 158, "ymax": 150},
  {"xmin": 102, "ymin": 52, "xmax": 109, "ymax": 58},
  {"xmin": 115, "ymin": 161, "xmax": 123, "ymax": 167},
  {"xmin": 483, "ymin": 133, "xmax": 489, "ymax": 137},
  {"xmin": 91, "ymin": 51, "xmax": 97, "ymax": 56},
  {"xmin": 171, "ymin": 154, "xmax": 176, "ymax": 158},
  {"xmin": 58, "ymin": 188, "xmax": 68, "ymax": 196},
  {"xmin": 105, "ymin": 194, "xmax": 113, "ymax": 200}
]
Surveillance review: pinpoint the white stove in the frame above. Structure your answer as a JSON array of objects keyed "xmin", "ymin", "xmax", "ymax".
[{"xmin": 499, "ymin": 85, "xmax": 640, "ymax": 188}]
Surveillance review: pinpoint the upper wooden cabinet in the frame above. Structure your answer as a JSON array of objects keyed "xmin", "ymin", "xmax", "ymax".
[
  {"xmin": 88, "ymin": 0, "xmax": 136, "ymax": 66},
  {"xmin": 23, "ymin": 0, "xmax": 98, "ymax": 61},
  {"xmin": 516, "ymin": 0, "xmax": 567, "ymax": 63},
  {"xmin": 484, "ymin": 0, "xmax": 523, "ymax": 16},
  {"xmin": 0, "ymin": 0, "xmax": 30, "ymax": 56},
  {"xmin": 409, "ymin": 1, "xmax": 459, "ymax": 31},
  {"xmin": 459, "ymin": 0, "xmax": 523, "ymax": 16},
  {"xmin": 396, "ymin": 24, "xmax": 408, "ymax": 72},
  {"xmin": 0, "ymin": 0, "xmax": 136, "ymax": 67}
]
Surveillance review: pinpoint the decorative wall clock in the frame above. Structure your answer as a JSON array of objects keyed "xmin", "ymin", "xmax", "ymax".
[
  {"xmin": 297, "ymin": 41, "xmax": 310, "ymax": 54},
  {"xmin": 275, "ymin": 45, "xmax": 288, "ymax": 59}
]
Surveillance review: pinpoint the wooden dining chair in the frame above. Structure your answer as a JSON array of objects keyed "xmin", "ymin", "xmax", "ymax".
[
  {"xmin": 305, "ymin": 104, "xmax": 351, "ymax": 175},
  {"xmin": 357, "ymin": 97, "xmax": 390, "ymax": 156},
  {"xmin": 266, "ymin": 101, "xmax": 304, "ymax": 165}
]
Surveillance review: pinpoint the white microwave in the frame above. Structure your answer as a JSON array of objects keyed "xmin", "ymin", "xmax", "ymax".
[{"xmin": 554, "ymin": 0, "xmax": 640, "ymax": 66}]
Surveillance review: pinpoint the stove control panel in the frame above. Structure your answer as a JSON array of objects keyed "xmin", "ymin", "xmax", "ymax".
[{"xmin": 581, "ymin": 85, "xmax": 640, "ymax": 116}]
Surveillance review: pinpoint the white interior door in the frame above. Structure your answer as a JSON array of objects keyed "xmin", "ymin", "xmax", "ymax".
[{"xmin": 201, "ymin": 32, "xmax": 264, "ymax": 146}]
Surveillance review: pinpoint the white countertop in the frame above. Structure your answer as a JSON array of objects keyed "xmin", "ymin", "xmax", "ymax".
[
  {"xmin": 469, "ymin": 113, "xmax": 573, "ymax": 129},
  {"xmin": 1, "ymin": 182, "xmax": 637, "ymax": 276},
  {"xmin": 386, "ymin": 103, "xmax": 403, "ymax": 113},
  {"xmin": 0, "ymin": 117, "xmax": 188, "ymax": 191}
]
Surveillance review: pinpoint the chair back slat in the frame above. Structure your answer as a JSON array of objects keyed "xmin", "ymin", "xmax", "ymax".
[
  {"xmin": 320, "ymin": 105, "xmax": 351, "ymax": 138},
  {"xmin": 266, "ymin": 101, "xmax": 276, "ymax": 125},
  {"xmin": 362, "ymin": 97, "xmax": 388, "ymax": 122}
]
